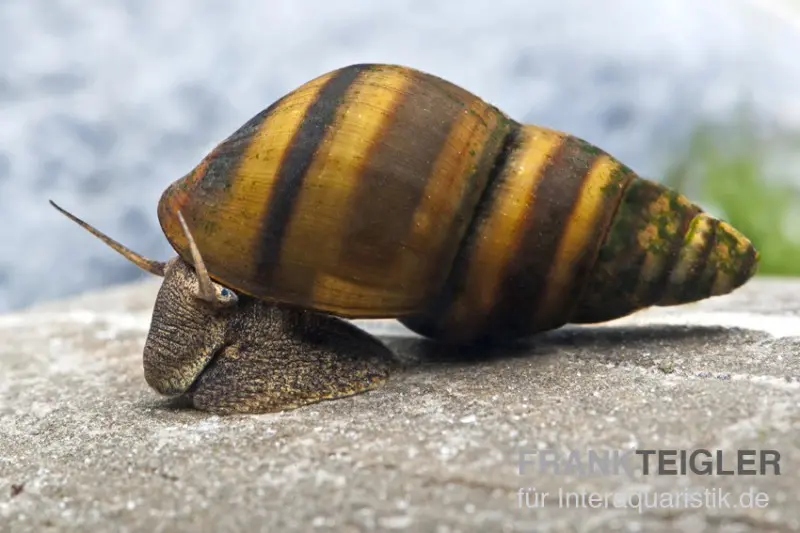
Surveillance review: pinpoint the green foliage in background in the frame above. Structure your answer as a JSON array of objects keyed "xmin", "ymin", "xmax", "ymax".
[{"xmin": 661, "ymin": 112, "xmax": 800, "ymax": 277}]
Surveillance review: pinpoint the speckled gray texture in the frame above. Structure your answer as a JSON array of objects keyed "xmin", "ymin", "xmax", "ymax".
[{"xmin": 1, "ymin": 277, "xmax": 799, "ymax": 532}]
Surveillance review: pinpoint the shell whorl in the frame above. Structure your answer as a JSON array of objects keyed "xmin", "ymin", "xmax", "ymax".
[
  {"xmin": 156, "ymin": 63, "xmax": 514, "ymax": 317},
  {"xmin": 399, "ymin": 128, "xmax": 759, "ymax": 344}
]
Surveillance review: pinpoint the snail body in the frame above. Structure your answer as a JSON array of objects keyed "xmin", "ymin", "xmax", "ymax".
[
  {"xmin": 51, "ymin": 63, "xmax": 759, "ymax": 414},
  {"xmin": 50, "ymin": 201, "xmax": 397, "ymax": 415}
]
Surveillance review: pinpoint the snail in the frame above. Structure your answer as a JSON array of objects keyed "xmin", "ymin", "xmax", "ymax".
[{"xmin": 50, "ymin": 62, "xmax": 760, "ymax": 415}]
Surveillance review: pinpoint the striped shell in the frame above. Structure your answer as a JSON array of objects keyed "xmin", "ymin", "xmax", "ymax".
[{"xmin": 157, "ymin": 63, "xmax": 759, "ymax": 344}]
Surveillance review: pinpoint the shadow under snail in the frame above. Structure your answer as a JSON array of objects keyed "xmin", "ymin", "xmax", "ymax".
[{"xmin": 50, "ymin": 63, "xmax": 760, "ymax": 415}]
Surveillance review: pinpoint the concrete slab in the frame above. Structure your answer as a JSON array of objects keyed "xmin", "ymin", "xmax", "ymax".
[{"xmin": 1, "ymin": 277, "xmax": 799, "ymax": 533}]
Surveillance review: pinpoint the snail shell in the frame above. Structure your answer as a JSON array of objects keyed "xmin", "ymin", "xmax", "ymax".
[{"xmin": 155, "ymin": 63, "xmax": 759, "ymax": 344}]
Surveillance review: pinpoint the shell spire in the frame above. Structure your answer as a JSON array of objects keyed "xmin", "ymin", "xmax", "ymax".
[{"xmin": 569, "ymin": 179, "xmax": 759, "ymax": 325}]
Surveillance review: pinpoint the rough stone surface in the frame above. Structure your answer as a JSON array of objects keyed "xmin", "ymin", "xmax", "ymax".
[{"xmin": 1, "ymin": 277, "xmax": 799, "ymax": 533}]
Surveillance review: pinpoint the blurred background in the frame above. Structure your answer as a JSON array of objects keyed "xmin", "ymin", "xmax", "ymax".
[{"xmin": 3, "ymin": 0, "xmax": 800, "ymax": 313}]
